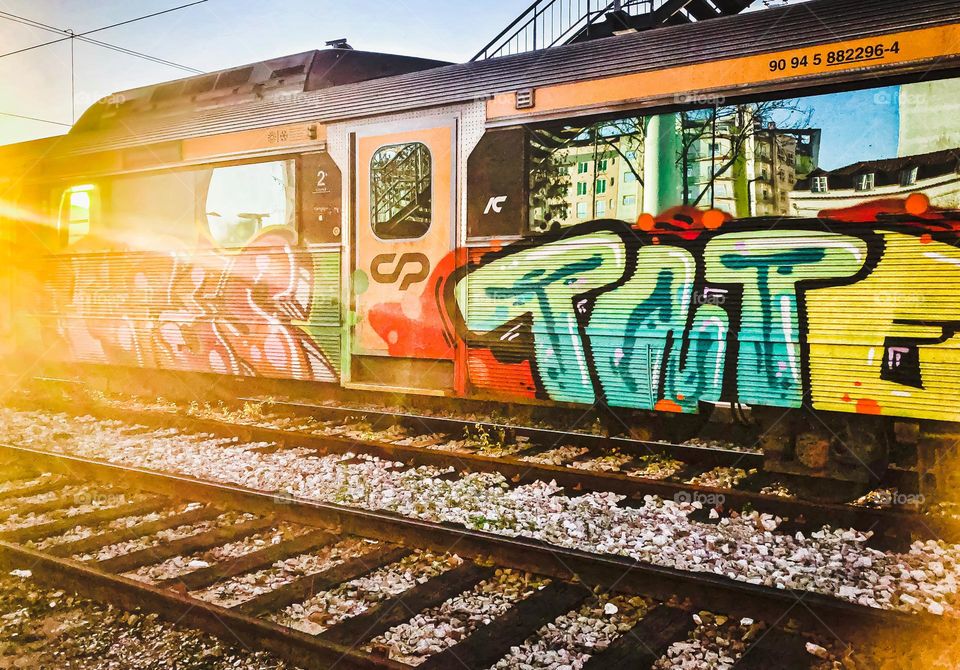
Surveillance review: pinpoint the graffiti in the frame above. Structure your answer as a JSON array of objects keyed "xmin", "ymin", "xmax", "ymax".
[
  {"xmin": 451, "ymin": 202, "xmax": 960, "ymax": 422},
  {"xmin": 46, "ymin": 230, "xmax": 339, "ymax": 383},
  {"xmin": 366, "ymin": 251, "xmax": 457, "ymax": 359},
  {"xmin": 370, "ymin": 252, "xmax": 431, "ymax": 291}
]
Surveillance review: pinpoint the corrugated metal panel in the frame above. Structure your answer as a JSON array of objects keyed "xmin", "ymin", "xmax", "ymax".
[
  {"xmin": 460, "ymin": 223, "xmax": 960, "ymax": 423},
  {"xmin": 51, "ymin": 0, "xmax": 960, "ymax": 157},
  {"xmin": 462, "ymin": 246, "xmax": 541, "ymax": 401},
  {"xmin": 34, "ymin": 247, "xmax": 341, "ymax": 383}
]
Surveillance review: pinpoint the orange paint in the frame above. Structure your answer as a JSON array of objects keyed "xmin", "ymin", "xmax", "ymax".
[
  {"xmin": 702, "ymin": 209, "xmax": 725, "ymax": 230},
  {"xmin": 182, "ymin": 123, "xmax": 325, "ymax": 160},
  {"xmin": 487, "ymin": 24, "xmax": 960, "ymax": 120},
  {"xmin": 920, "ymin": 234, "xmax": 933, "ymax": 245},
  {"xmin": 654, "ymin": 398, "xmax": 683, "ymax": 413},
  {"xmin": 856, "ymin": 398, "xmax": 882, "ymax": 415},
  {"xmin": 466, "ymin": 348, "xmax": 538, "ymax": 400},
  {"xmin": 842, "ymin": 393, "xmax": 851, "ymax": 403},
  {"xmin": 354, "ymin": 123, "xmax": 456, "ymax": 360},
  {"xmin": 906, "ymin": 192, "xmax": 931, "ymax": 216},
  {"xmin": 636, "ymin": 213, "xmax": 656, "ymax": 231}
]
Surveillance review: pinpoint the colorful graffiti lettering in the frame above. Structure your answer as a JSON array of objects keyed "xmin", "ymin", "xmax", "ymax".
[
  {"xmin": 450, "ymin": 202, "xmax": 960, "ymax": 422},
  {"xmin": 46, "ymin": 230, "xmax": 340, "ymax": 382}
]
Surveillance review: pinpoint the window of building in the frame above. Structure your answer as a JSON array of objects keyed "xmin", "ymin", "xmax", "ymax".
[
  {"xmin": 811, "ymin": 176, "xmax": 829, "ymax": 193},
  {"xmin": 596, "ymin": 179, "xmax": 607, "ymax": 195},
  {"xmin": 577, "ymin": 162, "xmax": 589, "ymax": 174},
  {"xmin": 626, "ymin": 151, "xmax": 637, "ymax": 160},
  {"xmin": 622, "ymin": 194, "xmax": 636, "ymax": 206},
  {"xmin": 855, "ymin": 172, "xmax": 875, "ymax": 192},
  {"xmin": 57, "ymin": 184, "xmax": 98, "ymax": 248},
  {"xmin": 576, "ymin": 202, "xmax": 588, "ymax": 219},
  {"xmin": 206, "ymin": 159, "xmax": 296, "ymax": 246},
  {"xmin": 623, "ymin": 171, "xmax": 637, "ymax": 183},
  {"xmin": 596, "ymin": 200, "xmax": 606, "ymax": 216},
  {"xmin": 900, "ymin": 166, "xmax": 919, "ymax": 186},
  {"xmin": 597, "ymin": 158, "xmax": 608, "ymax": 172},
  {"xmin": 576, "ymin": 181, "xmax": 588, "ymax": 196}
]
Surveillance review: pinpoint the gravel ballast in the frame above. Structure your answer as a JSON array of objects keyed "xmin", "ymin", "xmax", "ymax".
[{"xmin": 1, "ymin": 408, "xmax": 958, "ymax": 617}]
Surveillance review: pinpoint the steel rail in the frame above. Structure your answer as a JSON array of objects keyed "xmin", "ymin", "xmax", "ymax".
[
  {"xmin": 0, "ymin": 442, "xmax": 946, "ymax": 641},
  {"xmin": 34, "ymin": 398, "xmax": 948, "ymax": 546},
  {"xmin": 246, "ymin": 396, "xmax": 765, "ymax": 468},
  {"xmin": 0, "ymin": 540, "xmax": 406, "ymax": 670}
]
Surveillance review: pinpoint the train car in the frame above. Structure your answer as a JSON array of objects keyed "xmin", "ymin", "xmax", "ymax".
[{"xmin": 3, "ymin": 0, "xmax": 960, "ymax": 487}]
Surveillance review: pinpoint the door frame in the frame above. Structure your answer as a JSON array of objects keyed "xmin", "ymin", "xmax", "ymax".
[{"xmin": 344, "ymin": 115, "xmax": 459, "ymax": 393}]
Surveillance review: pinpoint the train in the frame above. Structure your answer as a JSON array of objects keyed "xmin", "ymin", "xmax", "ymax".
[{"xmin": 1, "ymin": 0, "xmax": 959, "ymax": 489}]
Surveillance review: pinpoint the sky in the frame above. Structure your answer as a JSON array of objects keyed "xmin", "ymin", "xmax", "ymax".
[
  {"xmin": 0, "ymin": 0, "xmax": 804, "ymax": 146},
  {"xmin": 779, "ymin": 87, "xmax": 901, "ymax": 170},
  {"xmin": 0, "ymin": 0, "xmax": 522, "ymax": 144}
]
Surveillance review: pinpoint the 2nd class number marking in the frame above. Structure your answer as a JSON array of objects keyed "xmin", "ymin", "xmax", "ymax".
[{"xmin": 769, "ymin": 41, "xmax": 901, "ymax": 72}]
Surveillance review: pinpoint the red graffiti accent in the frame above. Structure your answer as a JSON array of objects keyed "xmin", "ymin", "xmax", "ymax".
[
  {"xmin": 819, "ymin": 197, "xmax": 960, "ymax": 231},
  {"xmin": 467, "ymin": 348, "xmax": 538, "ymax": 400},
  {"xmin": 635, "ymin": 206, "xmax": 733, "ymax": 240},
  {"xmin": 366, "ymin": 252, "xmax": 457, "ymax": 359},
  {"xmin": 856, "ymin": 398, "xmax": 882, "ymax": 415},
  {"xmin": 49, "ymin": 229, "xmax": 336, "ymax": 383},
  {"xmin": 654, "ymin": 398, "xmax": 684, "ymax": 413}
]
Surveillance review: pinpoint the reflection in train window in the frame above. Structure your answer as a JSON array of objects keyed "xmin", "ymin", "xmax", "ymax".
[
  {"xmin": 370, "ymin": 142, "xmax": 432, "ymax": 240},
  {"xmin": 57, "ymin": 184, "xmax": 98, "ymax": 249},
  {"xmin": 204, "ymin": 160, "xmax": 296, "ymax": 247},
  {"xmin": 527, "ymin": 76, "xmax": 960, "ymax": 229}
]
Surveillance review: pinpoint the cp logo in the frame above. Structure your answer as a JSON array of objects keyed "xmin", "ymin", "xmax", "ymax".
[{"xmin": 370, "ymin": 253, "xmax": 431, "ymax": 291}]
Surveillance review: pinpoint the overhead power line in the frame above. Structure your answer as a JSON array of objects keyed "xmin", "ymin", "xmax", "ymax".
[
  {"xmin": 0, "ymin": 10, "xmax": 202, "ymax": 73},
  {"xmin": 0, "ymin": 0, "xmax": 209, "ymax": 60},
  {"xmin": 0, "ymin": 110, "xmax": 72, "ymax": 127}
]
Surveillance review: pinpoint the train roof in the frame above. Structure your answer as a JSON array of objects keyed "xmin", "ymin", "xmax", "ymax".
[
  {"xmin": 8, "ymin": 0, "xmax": 960, "ymax": 161},
  {"xmin": 71, "ymin": 48, "xmax": 450, "ymax": 134}
]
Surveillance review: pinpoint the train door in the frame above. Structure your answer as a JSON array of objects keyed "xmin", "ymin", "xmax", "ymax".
[{"xmin": 350, "ymin": 119, "xmax": 457, "ymax": 393}]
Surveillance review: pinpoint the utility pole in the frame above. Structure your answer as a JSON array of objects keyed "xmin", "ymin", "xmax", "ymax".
[{"xmin": 67, "ymin": 28, "xmax": 75, "ymax": 124}]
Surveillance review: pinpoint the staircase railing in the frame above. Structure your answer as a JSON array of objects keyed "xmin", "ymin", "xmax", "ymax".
[{"xmin": 472, "ymin": 0, "xmax": 655, "ymax": 61}]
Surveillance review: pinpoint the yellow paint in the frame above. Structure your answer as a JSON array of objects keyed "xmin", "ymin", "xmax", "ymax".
[
  {"xmin": 808, "ymin": 232, "xmax": 960, "ymax": 421},
  {"xmin": 487, "ymin": 23, "xmax": 960, "ymax": 120}
]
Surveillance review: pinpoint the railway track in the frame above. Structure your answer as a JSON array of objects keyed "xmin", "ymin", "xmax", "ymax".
[
  {"xmin": 18, "ymin": 386, "xmax": 950, "ymax": 549},
  {"xmin": 0, "ymin": 441, "xmax": 939, "ymax": 670}
]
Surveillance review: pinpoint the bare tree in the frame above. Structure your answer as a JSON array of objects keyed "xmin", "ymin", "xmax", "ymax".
[{"xmin": 678, "ymin": 99, "xmax": 813, "ymax": 209}]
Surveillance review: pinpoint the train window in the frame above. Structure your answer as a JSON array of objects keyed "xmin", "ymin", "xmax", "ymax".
[
  {"xmin": 522, "ymin": 76, "xmax": 960, "ymax": 228},
  {"xmin": 528, "ymin": 117, "xmax": 647, "ymax": 233},
  {"xmin": 370, "ymin": 142, "xmax": 432, "ymax": 240},
  {"xmin": 109, "ymin": 170, "xmax": 202, "ymax": 250},
  {"xmin": 204, "ymin": 160, "xmax": 296, "ymax": 247},
  {"xmin": 57, "ymin": 184, "xmax": 98, "ymax": 249}
]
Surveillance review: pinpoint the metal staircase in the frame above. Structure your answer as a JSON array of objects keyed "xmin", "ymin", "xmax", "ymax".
[
  {"xmin": 370, "ymin": 143, "xmax": 432, "ymax": 236},
  {"xmin": 472, "ymin": 0, "xmax": 755, "ymax": 60}
]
